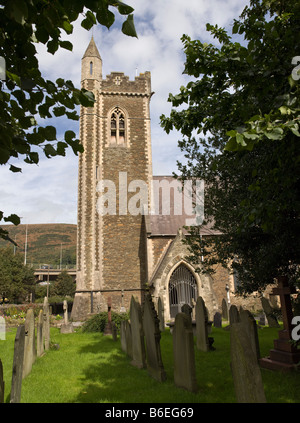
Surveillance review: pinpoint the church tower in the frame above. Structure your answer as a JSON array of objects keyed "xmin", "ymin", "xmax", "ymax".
[{"xmin": 72, "ymin": 38, "xmax": 153, "ymax": 320}]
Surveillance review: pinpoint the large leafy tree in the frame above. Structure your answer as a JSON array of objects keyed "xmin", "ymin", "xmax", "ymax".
[
  {"xmin": 161, "ymin": 0, "xmax": 300, "ymax": 295},
  {"xmin": 0, "ymin": 246, "xmax": 35, "ymax": 302},
  {"xmin": 0, "ymin": 0, "xmax": 137, "ymax": 237}
]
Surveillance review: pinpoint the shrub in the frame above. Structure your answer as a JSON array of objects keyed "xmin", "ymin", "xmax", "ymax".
[{"xmin": 82, "ymin": 311, "xmax": 129, "ymax": 333}]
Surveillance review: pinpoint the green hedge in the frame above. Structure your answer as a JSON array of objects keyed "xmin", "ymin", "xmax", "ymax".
[{"xmin": 82, "ymin": 311, "xmax": 129, "ymax": 333}]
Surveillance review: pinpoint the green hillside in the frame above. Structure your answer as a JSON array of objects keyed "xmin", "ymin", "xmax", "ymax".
[{"xmin": 0, "ymin": 224, "xmax": 77, "ymax": 268}]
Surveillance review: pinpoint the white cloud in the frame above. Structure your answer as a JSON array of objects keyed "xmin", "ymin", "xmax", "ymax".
[{"xmin": 0, "ymin": 1, "xmax": 249, "ymax": 225}]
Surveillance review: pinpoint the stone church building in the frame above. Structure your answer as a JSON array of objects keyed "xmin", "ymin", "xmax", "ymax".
[{"xmin": 71, "ymin": 38, "xmax": 235, "ymax": 321}]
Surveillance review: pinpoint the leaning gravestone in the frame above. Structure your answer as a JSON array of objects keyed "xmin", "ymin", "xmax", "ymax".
[
  {"xmin": 261, "ymin": 297, "xmax": 280, "ymax": 328},
  {"xmin": 130, "ymin": 296, "xmax": 146, "ymax": 369},
  {"xmin": 230, "ymin": 322, "xmax": 266, "ymax": 403},
  {"xmin": 173, "ymin": 312, "xmax": 198, "ymax": 393},
  {"xmin": 229, "ymin": 304, "xmax": 240, "ymax": 325},
  {"xmin": 43, "ymin": 297, "xmax": 50, "ymax": 350},
  {"xmin": 157, "ymin": 297, "xmax": 165, "ymax": 332},
  {"xmin": 125, "ymin": 320, "xmax": 133, "ymax": 359},
  {"xmin": 23, "ymin": 309, "xmax": 36, "ymax": 378},
  {"xmin": 10, "ymin": 325, "xmax": 25, "ymax": 403},
  {"xmin": 37, "ymin": 309, "xmax": 44, "ymax": 357},
  {"xmin": 222, "ymin": 298, "xmax": 229, "ymax": 321},
  {"xmin": 60, "ymin": 300, "xmax": 74, "ymax": 333},
  {"xmin": 195, "ymin": 296, "xmax": 209, "ymax": 352},
  {"xmin": 0, "ymin": 359, "xmax": 4, "ymax": 403},
  {"xmin": 239, "ymin": 309, "xmax": 260, "ymax": 362},
  {"xmin": 143, "ymin": 294, "xmax": 166, "ymax": 382},
  {"xmin": 213, "ymin": 312, "xmax": 222, "ymax": 328}
]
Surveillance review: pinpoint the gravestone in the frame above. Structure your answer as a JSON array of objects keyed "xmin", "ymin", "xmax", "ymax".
[
  {"xmin": 43, "ymin": 297, "xmax": 50, "ymax": 350},
  {"xmin": 0, "ymin": 316, "xmax": 5, "ymax": 340},
  {"xmin": 229, "ymin": 304, "xmax": 240, "ymax": 325},
  {"xmin": 181, "ymin": 303, "xmax": 192, "ymax": 318},
  {"xmin": 173, "ymin": 312, "xmax": 198, "ymax": 393},
  {"xmin": 120, "ymin": 320, "xmax": 127, "ymax": 353},
  {"xmin": 143, "ymin": 294, "xmax": 166, "ymax": 382},
  {"xmin": 221, "ymin": 298, "xmax": 229, "ymax": 321},
  {"xmin": 60, "ymin": 300, "xmax": 74, "ymax": 333},
  {"xmin": 0, "ymin": 359, "xmax": 4, "ymax": 403},
  {"xmin": 157, "ymin": 297, "xmax": 165, "ymax": 332},
  {"xmin": 230, "ymin": 322, "xmax": 266, "ymax": 403},
  {"xmin": 23, "ymin": 309, "xmax": 36, "ymax": 378},
  {"xmin": 261, "ymin": 297, "xmax": 280, "ymax": 328},
  {"xmin": 195, "ymin": 296, "xmax": 209, "ymax": 352},
  {"xmin": 10, "ymin": 325, "xmax": 25, "ymax": 403},
  {"xmin": 239, "ymin": 309, "xmax": 260, "ymax": 362},
  {"xmin": 130, "ymin": 296, "xmax": 146, "ymax": 369},
  {"xmin": 125, "ymin": 320, "xmax": 133, "ymax": 359},
  {"xmin": 111, "ymin": 321, "xmax": 117, "ymax": 341},
  {"xmin": 213, "ymin": 312, "xmax": 222, "ymax": 328},
  {"xmin": 37, "ymin": 309, "xmax": 44, "ymax": 357}
]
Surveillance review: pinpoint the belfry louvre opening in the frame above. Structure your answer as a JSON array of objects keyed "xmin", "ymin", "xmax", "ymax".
[{"xmin": 169, "ymin": 265, "xmax": 198, "ymax": 318}]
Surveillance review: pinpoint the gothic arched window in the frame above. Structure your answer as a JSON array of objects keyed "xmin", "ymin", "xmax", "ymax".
[
  {"xmin": 110, "ymin": 107, "xmax": 126, "ymax": 145},
  {"xmin": 169, "ymin": 264, "xmax": 198, "ymax": 318}
]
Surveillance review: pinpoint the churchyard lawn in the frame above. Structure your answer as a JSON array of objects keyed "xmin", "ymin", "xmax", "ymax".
[{"xmin": 0, "ymin": 325, "xmax": 299, "ymax": 403}]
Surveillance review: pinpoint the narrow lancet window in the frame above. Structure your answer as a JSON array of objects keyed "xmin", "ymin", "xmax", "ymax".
[
  {"xmin": 110, "ymin": 107, "xmax": 126, "ymax": 145},
  {"xmin": 90, "ymin": 61, "xmax": 93, "ymax": 75}
]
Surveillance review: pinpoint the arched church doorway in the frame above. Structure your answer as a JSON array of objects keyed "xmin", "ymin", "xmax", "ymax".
[{"xmin": 168, "ymin": 264, "xmax": 198, "ymax": 318}]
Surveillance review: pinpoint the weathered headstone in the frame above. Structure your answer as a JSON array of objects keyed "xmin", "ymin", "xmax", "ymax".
[
  {"xmin": 43, "ymin": 297, "xmax": 50, "ymax": 350},
  {"xmin": 23, "ymin": 309, "xmax": 36, "ymax": 378},
  {"xmin": 221, "ymin": 298, "xmax": 229, "ymax": 321},
  {"xmin": 181, "ymin": 303, "xmax": 192, "ymax": 318},
  {"xmin": 261, "ymin": 297, "xmax": 280, "ymax": 328},
  {"xmin": 239, "ymin": 308, "xmax": 260, "ymax": 362},
  {"xmin": 157, "ymin": 297, "xmax": 165, "ymax": 332},
  {"xmin": 125, "ymin": 320, "xmax": 133, "ymax": 359},
  {"xmin": 10, "ymin": 325, "xmax": 25, "ymax": 403},
  {"xmin": 213, "ymin": 312, "xmax": 222, "ymax": 328},
  {"xmin": 37, "ymin": 309, "xmax": 44, "ymax": 357},
  {"xmin": 111, "ymin": 321, "xmax": 117, "ymax": 341},
  {"xmin": 230, "ymin": 322, "xmax": 266, "ymax": 403},
  {"xmin": 229, "ymin": 304, "xmax": 240, "ymax": 325},
  {"xmin": 0, "ymin": 359, "xmax": 4, "ymax": 403},
  {"xmin": 195, "ymin": 296, "xmax": 209, "ymax": 352},
  {"xmin": 143, "ymin": 294, "xmax": 166, "ymax": 382},
  {"xmin": 173, "ymin": 312, "xmax": 198, "ymax": 393},
  {"xmin": 130, "ymin": 296, "xmax": 146, "ymax": 369},
  {"xmin": 60, "ymin": 300, "xmax": 74, "ymax": 333},
  {"xmin": 120, "ymin": 320, "xmax": 127, "ymax": 353}
]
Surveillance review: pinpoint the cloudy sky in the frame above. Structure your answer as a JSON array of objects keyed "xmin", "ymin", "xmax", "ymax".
[{"xmin": 0, "ymin": 0, "xmax": 249, "ymax": 225}]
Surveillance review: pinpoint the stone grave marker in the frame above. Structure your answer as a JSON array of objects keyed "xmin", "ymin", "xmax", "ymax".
[
  {"xmin": 0, "ymin": 316, "xmax": 5, "ymax": 340},
  {"xmin": 120, "ymin": 320, "xmax": 127, "ymax": 353},
  {"xmin": 130, "ymin": 296, "xmax": 146, "ymax": 369},
  {"xmin": 229, "ymin": 304, "xmax": 240, "ymax": 325},
  {"xmin": 0, "ymin": 359, "xmax": 4, "ymax": 403},
  {"xmin": 173, "ymin": 312, "xmax": 198, "ymax": 393},
  {"xmin": 221, "ymin": 298, "xmax": 229, "ymax": 321},
  {"xmin": 125, "ymin": 320, "xmax": 133, "ymax": 359},
  {"xmin": 37, "ymin": 309, "xmax": 44, "ymax": 357},
  {"xmin": 230, "ymin": 322, "xmax": 266, "ymax": 403},
  {"xmin": 213, "ymin": 312, "xmax": 222, "ymax": 328},
  {"xmin": 239, "ymin": 309, "xmax": 260, "ymax": 362},
  {"xmin": 111, "ymin": 321, "xmax": 117, "ymax": 341},
  {"xmin": 157, "ymin": 297, "xmax": 165, "ymax": 332},
  {"xmin": 10, "ymin": 325, "xmax": 25, "ymax": 403},
  {"xmin": 195, "ymin": 296, "xmax": 209, "ymax": 352},
  {"xmin": 261, "ymin": 297, "xmax": 280, "ymax": 328},
  {"xmin": 23, "ymin": 309, "xmax": 36, "ymax": 378},
  {"xmin": 143, "ymin": 294, "xmax": 166, "ymax": 382},
  {"xmin": 43, "ymin": 297, "xmax": 50, "ymax": 350},
  {"xmin": 60, "ymin": 300, "xmax": 74, "ymax": 333}
]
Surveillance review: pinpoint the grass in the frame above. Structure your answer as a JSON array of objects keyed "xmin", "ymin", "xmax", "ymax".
[{"xmin": 0, "ymin": 324, "xmax": 300, "ymax": 403}]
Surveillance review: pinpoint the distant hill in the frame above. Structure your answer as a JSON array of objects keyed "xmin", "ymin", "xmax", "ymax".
[{"xmin": 0, "ymin": 224, "xmax": 77, "ymax": 268}]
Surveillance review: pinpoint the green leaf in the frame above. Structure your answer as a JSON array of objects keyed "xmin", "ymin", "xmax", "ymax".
[
  {"xmin": 62, "ymin": 20, "xmax": 73, "ymax": 34},
  {"xmin": 44, "ymin": 143, "xmax": 57, "ymax": 157},
  {"xmin": 6, "ymin": 0, "xmax": 28, "ymax": 24},
  {"xmin": 96, "ymin": 6, "xmax": 115, "ymax": 29},
  {"xmin": 44, "ymin": 126, "xmax": 57, "ymax": 141},
  {"xmin": 64, "ymin": 130, "xmax": 76, "ymax": 142},
  {"xmin": 9, "ymin": 165, "xmax": 22, "ymax": 173},
  {"xmin": 60, "ymin": 41, "xmax": 73, "ymax": 51},
  {"xmin": 122, "ymin": 14, "xmax": 138, "ymax": 38}
]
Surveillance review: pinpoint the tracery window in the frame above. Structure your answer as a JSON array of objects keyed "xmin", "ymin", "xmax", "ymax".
[{"xmin": 110, "ymin": 107, "xmax": 126, "ymax": 145}]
